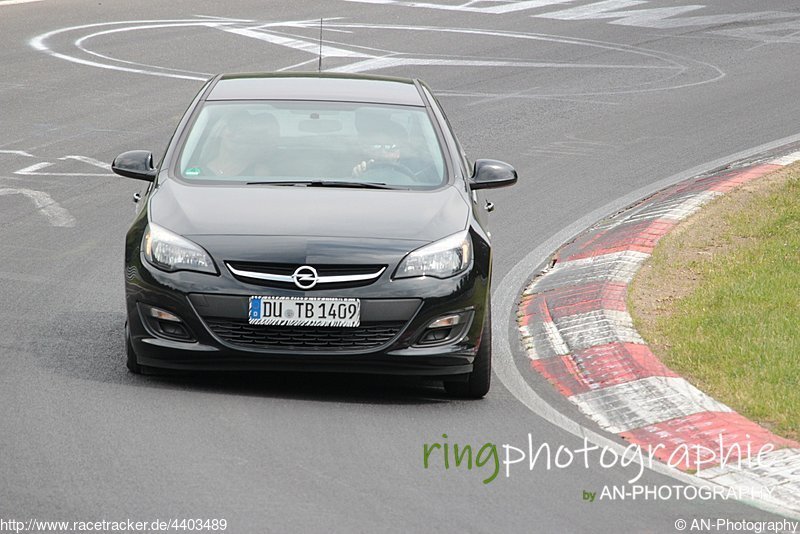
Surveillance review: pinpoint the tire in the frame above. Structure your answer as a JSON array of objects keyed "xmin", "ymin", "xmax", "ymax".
[
  {"xmin": 125, "ymin": 321, "xmax": 144, "ymax": 375},
  {"xmin": 444, "ymin": 309, "xmax": 491, "ymax": 399}
]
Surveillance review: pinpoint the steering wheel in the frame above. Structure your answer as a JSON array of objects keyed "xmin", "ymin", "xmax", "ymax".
[{"xmin": 362, "ymin": 160, "xmax": 418, "ymax": 179}]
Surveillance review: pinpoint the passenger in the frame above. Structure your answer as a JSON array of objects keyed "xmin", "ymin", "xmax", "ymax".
[{"xmin": 205, "ymin": 110, "xmax": 279, "ymax": 178}]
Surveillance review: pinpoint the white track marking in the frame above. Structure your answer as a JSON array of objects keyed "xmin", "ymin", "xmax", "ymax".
[
  {"xmin": 13, "ymin": 162, "xmax": 51, "ymax": 175},
  {"xmin": 701, "ymin": 447, "xmax": 800, "ymax": 483},
  {"xmin": 344, "ymin": 0, "xmax": 800, "ymax": 45},
  {"xmin": 344, "ymin": 0, "xmax": 576, "ymax": 14},
  {"xmin": 569, "ymin": 376, "xmax": 732, "ymax": 433},
  {"xmin": 30, "ymin": 19, "xmax": 725, "ymax": 97},
  {"xmin": 9, "ymin": 154, "xmax": 113, "ymax": 177},
  {"xmin": 58, "ymin": 155, "xmax": 111, "ymax": 171},
  {"xmin": 770, "ymin": 151, "xmax": 800, "ymax": 166},
  {"xmin": 193, "ymin": 15, "xmax": 255, "ymax": 22},
  {"xmin": 0, "ymin": 188, "xmax": 75, "ymax": 227},
  {"xmin": 344, "ymin": 0, "xmax": 797, "ymax": 33},
  {"xmin": 551, "ymin": 309, "xmax": 645, "ymax": 351},
  {"xmin": 74, "ymin": 26, "xmax": 214, "ymax": 77},
  {"xmin": 536, "ymin": 0, "xmax": 793, "ymax": 29},
  {"xmin": 14, "ymin": 159, "xmax": 114, "ymax": 177},
  {"xmin": 542, "ymin": 319, "xmax": 571, "ymax": 356},
  {"xmin": 329, "ymin": 57, "xmax": 679, "ymax": 74},
  {"xmin": 306, "ymin": 22, "xmax": 725, "ymax": 96},
  {"xmin": 218, "ymin": 22, "xmax": 681, "ymax": 75},
  {"xmin": 700, "ymin": 448, "xmax": 800, "ymax": 511},
  {"xmin": 0, "ymin": 0, "xmax": 42, "ymax": 5},
  {"xmin": 522, "ymin": 309, "xmax": 645, "ymax": 359},
  {"xmin": 625, "ymin": 190, "xmax": 721, "ymax": 222},
  {"xmin": 716, "ymin": 19, "xmax": 800, "ymax": 45},
  {"xmin": 276, "ymin": 58, "xmax": 320, "ymax": 72},
  {"xmin": 29, "ymin": 20, "xmax": 222, "ymax": 81},
  {"xmin": 493, "ymin": 131, "xmax": 800, "ymax": 520},
  {"xmin": 539, "ymin": 0, "xmax": 703, "ymax": 22},
  {"xmin": 439, "ymin": 90, "xmax": 621, "ymax": 105},
  {"xmin": 528, "ymin": 250, "xmax": 649, "ymax": 292},
  {"xmin": 250, "ymin": 24, "xmax": 397, "ymax": 55},
  {"xmin": 0, "ymin": 150, "xmax": 34, "ymax": 157},
  {"xmin": 218, "ymin": 27, "xmax": 371, "ymax": 58}
]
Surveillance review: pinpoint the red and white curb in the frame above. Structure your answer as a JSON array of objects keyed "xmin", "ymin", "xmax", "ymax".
[{"xmin": 517, "ymin": 151, "xmax": 800, "ymax": 513}]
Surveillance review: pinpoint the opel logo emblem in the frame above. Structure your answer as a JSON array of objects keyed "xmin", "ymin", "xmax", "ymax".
[{"xmin": 292, "ymin": 265, "xmax": 319, "ymax": 289}]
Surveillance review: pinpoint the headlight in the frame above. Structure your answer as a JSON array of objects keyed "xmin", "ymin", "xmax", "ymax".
[
  {"xmin": 142, "ymin": 223, "xmax": 217, "ymax": 274},
  {"xmin": 394, "ymin": 230, "xmax": 473, "ymax": 279}
]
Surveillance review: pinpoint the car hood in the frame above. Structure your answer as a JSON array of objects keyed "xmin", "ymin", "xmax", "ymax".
[{"xmin": 149, "ymin": 179, "xmax": 469, "ymax": 242}]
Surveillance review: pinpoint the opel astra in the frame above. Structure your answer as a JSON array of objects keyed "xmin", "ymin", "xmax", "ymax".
[{"xmin": 113, "ymin": 73, "xmax": 516, "ymax": 398}]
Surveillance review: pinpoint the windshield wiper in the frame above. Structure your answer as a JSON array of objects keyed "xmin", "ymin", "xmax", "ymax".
[{"xmin": 246, "ymin": 180, "xmax": 399, "ymax": 190}]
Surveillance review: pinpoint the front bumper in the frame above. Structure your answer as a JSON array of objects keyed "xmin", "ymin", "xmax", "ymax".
[{"xmin": 125, "ymin": 250, "xmax": 489, "ymax": 376}]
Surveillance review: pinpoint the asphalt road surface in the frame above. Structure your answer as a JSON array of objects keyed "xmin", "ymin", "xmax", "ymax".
[{"xmin": 2, "ymin": 0, "xmax": 799, "ymax": 532}]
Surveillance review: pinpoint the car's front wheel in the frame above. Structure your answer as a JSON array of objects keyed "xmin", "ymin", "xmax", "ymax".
[
  {"xmin": 125, "ymin": 321, "xmax": 144, "ymax": 374},
  {"xmin": 444, "ymin": 309, "xmax": 491, "ymax": 399}
]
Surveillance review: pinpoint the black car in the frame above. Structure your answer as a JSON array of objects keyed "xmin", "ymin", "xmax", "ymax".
[{"xmin": 113, "ymin": 73, "xmax": 516, "ymax": 398}]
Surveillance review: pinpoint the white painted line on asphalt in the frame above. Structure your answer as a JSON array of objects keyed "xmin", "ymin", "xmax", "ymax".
[
  {"xmin": 276, "ymin": 58, "xmax": 320, "ymax": 72},
  {"xmin": 14, "ymin": 162, "xmax": 51, "ymax": 175},
  {"xmin": 0, "ymin": 150, "xmax": 35, "ymax": 157},
  {"xmin": 0, "ymin": 0, "xmax": 42, "ymax": 6},
  {"xmin": 343, "ymin": 0, "xmax": 575, "ymax": 14},
  {"xmin": 330, "ymin": 56, "xmax": 680, "ymax": 74},
  {"xmin": 14, "ymin": 160, "xmax": 114, "ymax": 177},
  {"xmin": 192, "ymin": 15, "xmax": 255, "ymax": 22},
  {"xmin": 770, "ymin": 150, "xmax": 800, "ymax": 166},
  {"xmin": 74, "ymin": 26, "xmax": 211, "ymax": 78},
  {"xmin": 217, "ymin": 27, "xmax": 371, "ymax": 58},
  {"xmin": 59, "ymin": 155, "xmax": 112, "ymax": 171},
  {"xmin": 344, "ymin": 0, "xmax": 800, "ymax": 44},
  {"xmin": 32, "ymin": 18, "xmax": 723, "ymax": 97},
  {"xmin": 29, "ymin": 20, "xmax": 218, "ymax": 81},
  {"xmin": 217, "ymin": 21, "xmax": 681, "ymax": 75},
  {"xmin": 535, "ymin": 1, "xmax": 794, "ymax": 31},
  {"xmin": 437, "ymin": 89, "xmax": 622, "ymax": 105},
  {"xmin": 0, "ymin": 188, "xmax": 75, "ymax": 227},
  {"xmin": 318, "ymin": 22, "xmax": 714, "ymax": 80},
  {"xmin": 493, "ymin": 130, "xmax": 800, "ymax": 520}
]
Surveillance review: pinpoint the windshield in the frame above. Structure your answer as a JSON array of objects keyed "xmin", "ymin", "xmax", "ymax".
[{"xmin": 177, "ymin": 101, "xmax": 446, "ymax": 188}]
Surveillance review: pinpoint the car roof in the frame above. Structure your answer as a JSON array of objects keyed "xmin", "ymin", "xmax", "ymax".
[{"xmin": 206, "ymin": 73, "xmax": 426, "ymax": 107}]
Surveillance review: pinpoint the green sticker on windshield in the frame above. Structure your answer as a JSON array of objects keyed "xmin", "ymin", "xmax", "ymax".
[{"xmin": 185, "ymin": 167, "xmax": 201, "ymax": 176}]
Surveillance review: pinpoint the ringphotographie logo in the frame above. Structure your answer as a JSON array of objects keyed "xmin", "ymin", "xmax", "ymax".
[{"xmin": 422, "ymin": 433, "xmax": 782, "ymax": 489}]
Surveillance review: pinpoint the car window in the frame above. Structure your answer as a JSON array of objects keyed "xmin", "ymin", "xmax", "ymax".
[{"xmin": 177, "ymin": 101, "xmax": 446, "ymax": 189}]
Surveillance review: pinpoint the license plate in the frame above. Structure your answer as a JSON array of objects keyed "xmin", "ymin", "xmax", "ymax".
[{"xmin": 248, "ymin": 296, "xmax": 361, "ymax": 327}]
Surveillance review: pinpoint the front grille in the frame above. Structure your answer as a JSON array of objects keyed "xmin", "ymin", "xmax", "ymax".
[
  {"xmin": 226, "ymin": 262, "xmax": 386, "ymax": 289},
  {"xmin": 205, "ymin": 318, "xmax": 403, "ymax": 351}
]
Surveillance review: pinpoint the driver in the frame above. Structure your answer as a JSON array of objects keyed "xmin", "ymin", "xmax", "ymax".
[{"xmin": 352, "ymin": 120, "xmax": 407, "ymax": 178}]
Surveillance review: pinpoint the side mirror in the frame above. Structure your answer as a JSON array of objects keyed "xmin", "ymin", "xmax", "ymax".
[
  {"xmin": 469, "ymin": 159, "xmax": 517, "ymax": 190},
  {"xmin": 112, "ymin": 150, "xmax": 157, "ymax": 182}
]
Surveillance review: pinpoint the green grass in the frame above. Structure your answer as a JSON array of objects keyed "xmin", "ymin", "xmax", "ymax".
[{"xmin": 632, "ymin": 172, "xmax": 800, "ymax": 441}]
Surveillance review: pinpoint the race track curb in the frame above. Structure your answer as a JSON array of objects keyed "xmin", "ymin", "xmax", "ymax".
[{"xmin": 517, "ymin": 148, "xmax": 800, "ymax": 514}]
